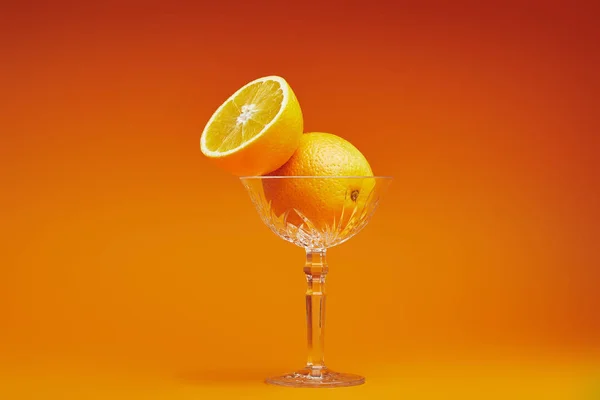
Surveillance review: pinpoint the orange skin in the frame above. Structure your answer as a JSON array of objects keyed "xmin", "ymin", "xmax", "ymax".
[{"xmin": 264, "ymin": 132, "xmax": 374, "ymax": 229}]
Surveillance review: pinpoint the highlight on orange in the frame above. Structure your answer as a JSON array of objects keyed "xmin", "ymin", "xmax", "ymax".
[{"xmin": 1, "ymin": 0, "xmax": 599, "ymax": 398}]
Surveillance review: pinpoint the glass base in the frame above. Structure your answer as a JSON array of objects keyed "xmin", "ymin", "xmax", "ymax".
[{"xmin": 265, "ymin": 367, "xmax": 365, "ymax": 388}]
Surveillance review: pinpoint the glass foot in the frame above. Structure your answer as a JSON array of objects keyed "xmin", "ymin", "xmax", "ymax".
[{"xmin": 265, "ymin": 368, "xmax": 365, "ymax": 388}]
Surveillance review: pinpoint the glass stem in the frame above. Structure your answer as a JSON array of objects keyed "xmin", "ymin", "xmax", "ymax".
[{"xmin": 304, "ymin": 248, "xmax": 328, "ymax": 377}]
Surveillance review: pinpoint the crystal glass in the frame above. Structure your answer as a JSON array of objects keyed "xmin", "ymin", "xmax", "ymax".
[{"xmin": 240, "ymin": 176, "xmax": 392, "ymax": 388}]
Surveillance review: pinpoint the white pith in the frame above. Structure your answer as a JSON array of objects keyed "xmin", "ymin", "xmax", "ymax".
[{"xmin": 236, "ymin": 104, "xmax": 258, "ymax": 125}]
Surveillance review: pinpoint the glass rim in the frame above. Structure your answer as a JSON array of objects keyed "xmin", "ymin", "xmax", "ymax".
[{"xmin": 239, "ymin": 175, "xmax": 394, "ymax": 180}]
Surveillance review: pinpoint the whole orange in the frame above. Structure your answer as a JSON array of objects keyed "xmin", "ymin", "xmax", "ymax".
[{"xmin": 263, "ymin": 132, "xmax": 375, "ymax": 231}]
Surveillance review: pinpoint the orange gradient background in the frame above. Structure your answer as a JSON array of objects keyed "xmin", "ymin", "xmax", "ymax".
[{"xmin": 1, "ymin": 0, "xmax": 599, "ymax": 398}]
